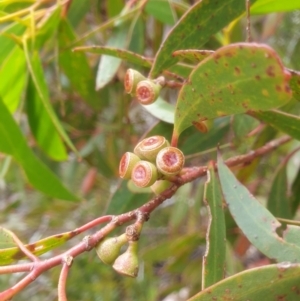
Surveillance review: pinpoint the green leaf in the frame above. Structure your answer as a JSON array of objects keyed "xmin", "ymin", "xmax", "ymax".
[
  {"xmin": 167, "ymin": 63, "xmax": 193, "ymax": 78},
  {"xmin": 288, "ymin": 69, "xmax": 300, "ymax": 101},
  {"xmin": 145, "ymin": 0, "xmax": 176, "ymax": 25},
  {"xmin": 267, "ymin": 164, "xmax": 291, "ymax": 219},
  {"xmin": 188, "ymin": 263, "xmax": 300, "ymax": 301},
  {"xmin": 0, "ymin": 22, "xmax": 26, "ymax": 59},
  {"xmin": 169, "ymin": 183, "xmax": 191, "ymax": 229},
  {"xmin": 33, "ymin": 4, "xmax": 61, "ymax": 49},
  {"xmin": 202, "ymin": 163, "xmax": 226, "ymax": 289},
  {"xmin": 58, "ymin": 19, "xmax": 100, "ymax": 109},
  {"xmin": 254, "ymin": 110, "xmax": 300, "ymax": 141},
  {"xmin": 283, "ymin": 225, "xmax": 300, "ymax": 247},
  {"xmin": 0, "ymin": 45, "xmax": 26, "ymax": 112},
  {"xmin": 96, "ymin": 24, "xmax": 129, "ymax": 90},
  {"xmin": 173, "ymin": 43, "xmax": 292, "ymax": 139},
  {"xmin": 0, "ymin": 227, "xmax": 16, "ymax": 249},
  {"xmin": 291, "ymin": 167, "xmax": 300, "ymax": 214},
  {"xmin": 25, "ymin": 76, "xmax": 68, "ymax": 161},
  {"xmin": 232, "ymin": 114, "xmax": 259, "ymax": 142},
  {"xmin": 217, "ymin": 154, "xmax": 300, "ymax": 263},
  {"xmin": 0, "ymin": 230, "xmax": 76, "ymax": 265},
  {"xmin": 142, "ymin": 97, "xmax": 175, "ymax": 124},
  {"xmin": 0, "ymin": 97, "xmax": 78, "ymax": 201},
  {"xmin": 172, "ymin": 49, "xmax": 214, "ymax": 64},
  {"xmin": 150, "ymin": 0, "xmax": 258, "ymax": 77},
  {"xmin": 251, "ymin": 0, "xmax": 300, "ymax": 14},
  {"xmin": 179, "ymin": 120, "xmax": 230, "ymax": 156},
  {"xmin": 105, "ymin": 180, "xmax": 151, "ymax": 215},
  {"xmin": 73, "ymin": 46, "xmax": 152, "ymax": 68},
  {"xmin": 23, "ymin": 40, "xmax": 78, "ymax": 156}
]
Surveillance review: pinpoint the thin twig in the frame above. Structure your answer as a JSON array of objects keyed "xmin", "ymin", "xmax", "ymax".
[
  {"xmin": 0, "ymin": 135, "xmax": 292, "ymax": 300},
  {"xmin": 58, "ymin": 255, "xmax": 73, "ymax": 301}
]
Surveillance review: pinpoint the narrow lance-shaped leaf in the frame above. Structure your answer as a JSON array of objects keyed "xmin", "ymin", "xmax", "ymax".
[
  {"xmin": 0, "ymin": 228, "xmax": 16, "ymax": 249},
  {"xmin": 291, "ymin": 168, "xmax": 300, "ymax": 214},
  {"xmin": 0, "ymin": 97, "xmax": 78, "ymax": 201},
  {"xmin": 217, "ymin": 153, "xmax": 300, "ymax": 263},
  {"xmin": 267, "ymin": 164, "xmax": 291, "ymax": 219},
  {"xmin": 150, "ymin": 0, "xmax": 258, "ymax": 77},
  {"xmin": 173, "ymin": 43, "xmax": 292, "ymax": 143},
  {"xmin": 96, "ymin": 24, "xmax": 129, "ymax": 90},
  {"xmin": 73, "ymin": 46, "xmax": 152, "ymax": 68},
  {"xmin": 202, "ymin": 163, "xmax": 226, "ymax": 289},
  {"xmin": 58, "ymin": 19, "xmax": 100, "ymax": 108},
  {"xmin": 23, "ymin": 40, "xmax": 79, "ymax": 157},
  {"xmin": 172, "ymin": 49, "xmax": 214, "ymax": 64},
  {"xmin": 251, "ymin": 0, "xmax": 300, "ymax": 14},
  {"xmin": 188, "ymin": 263, "xmax": 300, "ymax": 301},
  {"xmin": 253, "ymin": 110, "xmax": 300, "ymax": 141},
  {"xmin": 0, "ymin": 46, "xmax": 26, "ymax": 112},
  {"xmin": 26, "ymin": 73, "xmax": 68, "ymax": 161},
  {"xmin": 0, "ymin": 230, "xmax": 76, "ymax": 265},
  {"xmin": 287, "ymin": 68, "xmax": 300, "ymax": 101},
  {"xmin": 283, "ymin": 225, "xmax": 300, "ymax": 248},
  {"xmin": 141, "ymin": 96, "xmax": 175, "ymax": 124}
]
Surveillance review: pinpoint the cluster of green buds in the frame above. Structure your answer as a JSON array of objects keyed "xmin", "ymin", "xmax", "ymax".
[
  {"xmin": 95, "ymin": 223, "xmax": 142, "ymax": 278},
  {"xmin": 119, "ymin": 135, "xmax": 185, "ymax": 193},
  {"xmin": 124, "ymin": 68, "xmax": 165, "ymax": 105}
]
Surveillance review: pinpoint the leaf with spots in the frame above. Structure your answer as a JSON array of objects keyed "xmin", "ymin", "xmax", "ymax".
[
  {"xmin": 172, "ymin": 49, "xmax": 214, "ymax": 64},
  {"xmin": 172, "ymin": 43, "xmax": 292, "ymax": 143},
  {"xmin": 73, "ymin": 46, "xmax": 152, "ymax": 68},
  {"xmin": 188, "ymin": 263, "xmax": 300, "ymax": 301},
  {"xmin": 0, "ymin": 230, "xmax": 76, "ymax": 265},
  {"xmin": 288, "ymin": 68, "xmax": 300, "ymax": 101},
  {"xmin": 217, "ymin": 153, "xmax": 300, "ymax": 263},
  {"xmin": 150, "ymin": 0, "xmax": 258, "ymax": 77}
]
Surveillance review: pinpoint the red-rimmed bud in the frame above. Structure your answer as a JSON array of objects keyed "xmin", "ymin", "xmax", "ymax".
[
  {"xmin": 119, "ymin": 152, "xmax": 140, "ymax": 180},
  {"xmin": 156, "ymin": 146, "xmax": 185, "ymax": 176},
  {"xmin": 124, "ymin": 69, "xmax": 146, "ymax": 95},
  {"xmin": 131, "ymin": 161, "xmax": 158, "ymax": 188},
  {"xmin": 95, "ymin": 234, "xmax": 128, "ymax": 265},
  {"xmin": 134, "ymin": 135, "xmax": 169, "ymax": 162},
  {"xmin": 136, "ymin": 79, "xmax": 162, "ymax": 105},
  {"xmin": 112, "ymin": 241, "xmax": 139, "ymax": 278}
]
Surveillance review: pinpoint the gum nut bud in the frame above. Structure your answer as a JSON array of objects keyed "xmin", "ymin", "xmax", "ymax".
[
  {"xmin": 131, "ymin": 161, "xmax": 158, "ymax": 188},
  {"xmin": 113, "ymin": 241, "xmax": 139, "ymax": 278},
  {"xmin": 133, "ymin": 135, "xmax": 170, "ymax": 162},
  {"xmin": 95, "ymin": 234, "xmax": 128, "ymax": 265},
  {"xmin": 124, "ymin": 69, "xmax": 146, "ymax": 95},
  {"xmin": 119, "ymin": 152, "xmax": 140, "ymax": 180},
  {"xmin": 150, "ymin": 180, "xmax": 172, "ymax": 195},
  {"xmin": 156, "ymin": 147, "xmax": 185, "ymax": 176},
  {"xmin": 136, "ymin": 79, "xmax": 162, "ymax": 105}
]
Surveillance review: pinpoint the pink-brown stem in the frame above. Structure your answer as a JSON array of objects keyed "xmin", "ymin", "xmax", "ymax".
[
  {"xmin": 0, "ymin": 135, "xmax": 291, "ymax": 300},
  {"xmin": 58, "ymin": 256, "xmax": 72, "ymax": 301}
]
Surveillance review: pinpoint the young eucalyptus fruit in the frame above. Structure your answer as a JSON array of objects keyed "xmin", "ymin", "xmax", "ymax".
[
  {"xmin": 119, "ymin": 152, "xmax": 140, "ymax": 180},
  {"xmin": 95, "ymin": 234, "xmax": 128, "ymax": 265},
  {"xmin": 135, "ymin": 79, "xmax": 162, "ymax": 105},
  {"xmin": 134, "ymin": 135, "xmax": 169, "ymax": 162},
  {"xmin": 150, "ymin": 180, "xmax": 172, "ymax": 195},
  {"xmin": 156, "ymin": 146, "xmax": 185, "ymax": 176},
  {"xmin": 131, "ymin": 160, "xmax": 158, "ymax": 188},
  {"xmin": 124, "ymin": 69, "xmax": 146, "ymax": 95},
  {"xmin": 112, "ymin": 241, "xmax": 139, "ymax": 278}
]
